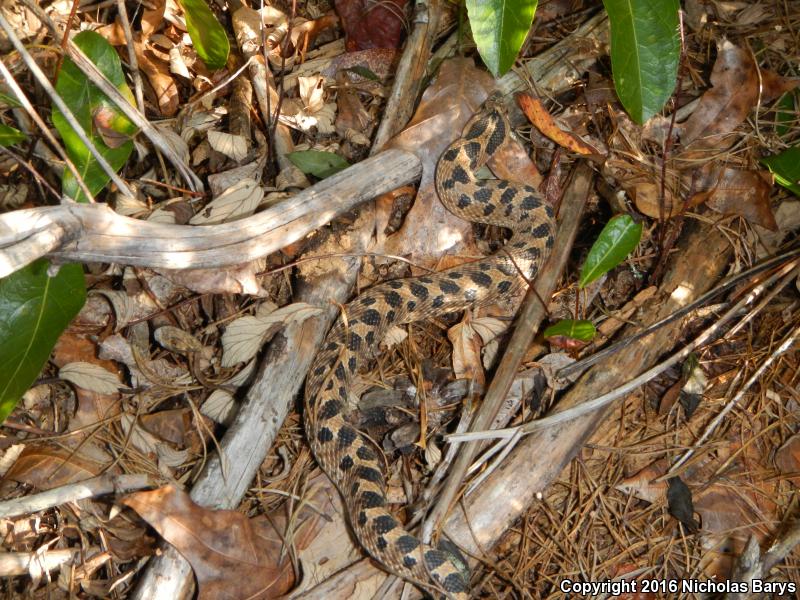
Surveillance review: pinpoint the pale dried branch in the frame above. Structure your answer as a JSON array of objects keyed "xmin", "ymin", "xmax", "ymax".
[{"xmin": 0, "ymin": 149, "xmax": 421, "ymax": 277}]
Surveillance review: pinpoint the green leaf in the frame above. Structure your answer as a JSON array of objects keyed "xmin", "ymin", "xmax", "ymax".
[
  {"xmin": 543, "ymin": 319, "xmax": 596, "ymax": 342},
  {"xmin": 579, "ymin": 214, "xmax": 642, "ymax": 288},
  {"xmin": 344, "ymin": 66, "xmax": 381, "ymax": 82},
  {"xmin": 466, "ymin": 0, "xmax": 538, "ymax": 77},
  {"xmin": 179, "ymin": 0, "xmax": 230, "ymax": 70},
  {"xmin": 0, "ymin": 91, "xmax": 21, "ymax": 108},
  {"xmin": 761, "ymin": 147, "xmax": 800, "ymax": 197},
  {"xmin": 0, "ymin": 260, "xmax": 86, "ymax": 423},
  {"xmin": 0, "ymin": 123, "xmax": 26, "ymax": 147},
  {"xmin": 775, "ymin": 92, "xmax": 797, "ymax": 138},
  {"xmin": 52, "ymin": 30, "xmax": 137, "ymax": 203},
  {"xmin": 603, "ymin": 0, "xmax": 680, "ymax": 123},
  {"xmin": 287, "ymin": 150, "xmax": 350, "ymax": 178}
]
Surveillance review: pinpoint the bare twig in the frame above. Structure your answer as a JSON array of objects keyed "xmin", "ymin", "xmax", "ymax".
[
  {"xmin": 0, "ymin": 473, "xmax": 153, "ymax": 519},
  {"xmin": 0, "ymin": 52, "xmax": 96, "ymax": 203},
  {"xmin": 423, "ymin": 164, "xmax": 594, "ymax": 542},
  {"xmin": 557, "ymin": 246, "xmax": 800, "ymax": 379},
  {"xmin": 448, "ymin": 257, "xmax": 800, "ymax": 444},
  {"xmin": 115, "ymin": 0, "xmax": 145, "ymax": 113},
  {"xmin": 0, "ymin": 149, "xmax": 422, "ymax": 276}
]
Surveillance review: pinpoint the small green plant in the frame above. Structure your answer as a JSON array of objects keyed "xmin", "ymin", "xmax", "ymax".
[{"xmin": 545, "ymin": 215, "xmax": 642, "ymax": 345}]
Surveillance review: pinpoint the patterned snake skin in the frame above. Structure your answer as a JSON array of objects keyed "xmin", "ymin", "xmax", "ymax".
[{"xmin": 304, "ymin": 105, "xmax": 556, "ymax": 598}]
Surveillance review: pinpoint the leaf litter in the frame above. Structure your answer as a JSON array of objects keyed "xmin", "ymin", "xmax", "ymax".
[{"xmin": 1, "ymin": 0, "xmax": 800, "ymax": 598}]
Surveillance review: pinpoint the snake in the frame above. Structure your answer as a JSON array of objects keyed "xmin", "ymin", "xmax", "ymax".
[{"xmin": 304, "ymin": 104, "xmax": 556, "ymax": 598}]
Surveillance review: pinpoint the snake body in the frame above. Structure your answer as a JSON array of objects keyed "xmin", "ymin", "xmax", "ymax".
[{"xmin": 304, "ymin": 106, "xmax": 556, "ymax": 598}]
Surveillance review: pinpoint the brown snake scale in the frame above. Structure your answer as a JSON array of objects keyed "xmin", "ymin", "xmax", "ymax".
[{"xmin": 305, "ymin": 105, "xmax": 556, "ymax": 598}]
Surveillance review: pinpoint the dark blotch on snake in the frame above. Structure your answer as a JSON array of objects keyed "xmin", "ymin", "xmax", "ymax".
[
  {"xmin": 357, "ymin": 446, "xmax": 376, "ymax": 461},
  {"xmin": 360, "ymin": 491, "xmax": 384, "ymax": 508},
  {"xmin": 384, "ymin": 291, "xmax": 403, "ymax": 309},
  {"xmin": 432, "ymin": 295, "xmax": 445, "ymax": 309},
  {"xmin": 374, "ymin": 515, "xmax": 397, "ymax": 534},
  {"xmin": 319, "ymin": 400, "xmax": 341, "ymax": 420},
  {"xmin": 469, "ymin": 271, "xmax": 492, "ymax": 287},
  {"xmin": 361, "ymin": 309, "xmax": 381, "ymax": 326},
  {"xmin": 450, "ymin": 164, "xmax": 470, "ymax": 184},
  {"xmin": 424, "ymin": 550, "xmax": 447, "ymax": 569},
  {"xmin": 317, "ymin": 427, "xmax": 333, "ymax": 443},
  {"xmin": 376, "ymin": 537, "xmax": 388, "ymax": 551},
  {"xmin": 410, "ymin": 283, "xmax": 429, "ymax": 300},
  {"xmin": 339, "ymin": 455, "xmax": 354, "ymax": 470},
  {"xmin": 348, "ymin": 333, "xmax": 362, "ymax": 352},
  {"xmin": 357, "ymin": 466, "xmax": 383, "ymax": 483},
  {"xmin": 388, "ymin": 280, "xmax": 403, "ymax": 289},
  {"xmin": 439, "ymin": 280, "xmax": 461, "ymax": 295},
  {"xmin": 497, "ymin": 280, "xmax": 512, "ymax": 293},
  {"xmin": 337, "ymin": 426, "xmax": 357, "ymax": 448},
  {"xmin": 396, "ymin": 535, "xmax": 420, "ymax": 553}
]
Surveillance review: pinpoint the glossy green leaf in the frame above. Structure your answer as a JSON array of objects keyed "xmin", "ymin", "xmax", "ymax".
[
  {"xmin": 0, "ymin": 123, "xmax": 26, "ymax": 147},
  {"xmin": 179, "ymin": 0, "xmax": 230, "ymax": 70},
  {"xmin": 579, "ymin": 214, "xmax": 642, "ymax": 288},
  {"xmin": 0, "ymin": 261, "xmax": 86, "ymax": 423},
  {"xmin": 287, "ymin": 150, "xmax": 350, "ymax": 179},
  {"xmin": 466, "ymin": 0, "xmax": 538, "ymax": 77},
  {"xmin": 603, "ymin": 0, "xmax": 680, "ymax": 123},
  {"xmin": 543, "ymin": 319, "xmax": 596, "ymax": 342},
  {"xmin": 761, "ymin": 147, "xmax": 800, "ymax": 197},
  {"xmin": 53, "ymin": 30, "xmax": 137, "ymax": 203}
]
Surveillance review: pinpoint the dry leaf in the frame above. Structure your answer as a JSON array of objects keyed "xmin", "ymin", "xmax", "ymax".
[
  {"xmin": 201, "ymin": 389, "xmax": 237, "ymax": 425},
  {"xmin": 221, "ymin": 302, "xmax": 323, "ymax": 366},
  {"xmin": 154, "ymin": 326, "xmax": 204, "ymax": 355},
  {"xmin": 190, "ymin": 178, "xmax": 264, "ymax": 225},
  {"xmin": 774, "ymin": 434, "xmax": 800, "ymax": 485},
  {"xmin": 59, "ymin": 362, "xmax": 124, "ymax": 395},
  {"xmin": 679, "ymin": 40, "xmax": 799, "ymax": 159},
  {"xmin": 207, "ymin": 131, "xmax": 249, "ymax": 163},
  {"xmin": 383, "ymin": 57, "xmax": 495, "ymax": 266},
  {"xmin": 690, "ymin": 165, "xmax": 777, "ymax": 230},
  {"xmin": 122, "ymin": 486, "xmax": 294, "ymax": 599},
  {"xmin": 517, "ymin": 93, "xmax": 601, "ymax": 155},
  {"xmin": 448, "ymin": 316, "xmax": 485, "ymax": 384}
]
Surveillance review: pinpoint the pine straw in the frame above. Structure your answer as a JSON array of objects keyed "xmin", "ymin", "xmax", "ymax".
[{"xmin": 473, "ymin": 302, "xmax": 800, "ymax": 598}]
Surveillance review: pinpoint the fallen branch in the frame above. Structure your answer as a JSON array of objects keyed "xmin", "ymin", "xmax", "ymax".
[{"xmin": 0, "ymin": 149, "xmax": 421, "ymax": 277}]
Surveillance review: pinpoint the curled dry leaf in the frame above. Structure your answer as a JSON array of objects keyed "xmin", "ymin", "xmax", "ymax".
[
  {"xmin": 156, "ymin": 260, "xmax": 266, "ymax": 296},
  {"xmin": 448, "ymin": 316, "xmax": 485, "ymax": 384},
  {"xmin": 154, "ymin": 325, "xmax": 204, "ymax": 355},
  {"xmin": 122, "ymin": 486, "xmax": 295, "ymax": 599},
  {"xmin": 774, "ymin": 433, "xmax": 800, "ymax": 485},
  {"xmin": 190, "ymin": 178, "xmax": 264, "ymax": 225},
  {"xmin": 59, "ymin": 362, "xmax": 124, "ymax": 395},
  {"xmin": 517, "ymin": 93, "xmax": 602, "ymax": 155}
]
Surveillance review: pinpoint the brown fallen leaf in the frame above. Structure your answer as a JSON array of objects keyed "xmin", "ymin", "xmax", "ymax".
[
  {"xmin": 488, "ymin": 135, "xmax": 543, "ymax": 189},
  {"xmin": 335, "ymin": 0, "xmax": 408, "ymax": 50},
  {"xmin": 774, "ymin": 433, "xmax": 800, "ymax": 485},
  {"xmin": 517, "ymin": 92, "xmax": 602, "ymax": 156},
  {"xmin": 383, "ymin": 57, "xmax": 495, "ymax": 267},
  {"xmin": 4, "ymin": 445, "xmax": 108, "ymax": 490},
  {"xmin": 122, "ymin": 485, "xmax": 295, "ymax": 599},
  {"xmin": 690, "ymin": 164, "xmax": 777, "ymax": 230},
  {"xmin": 678, "ymin": 39, "xmax": 800, "ymax": 159}
]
